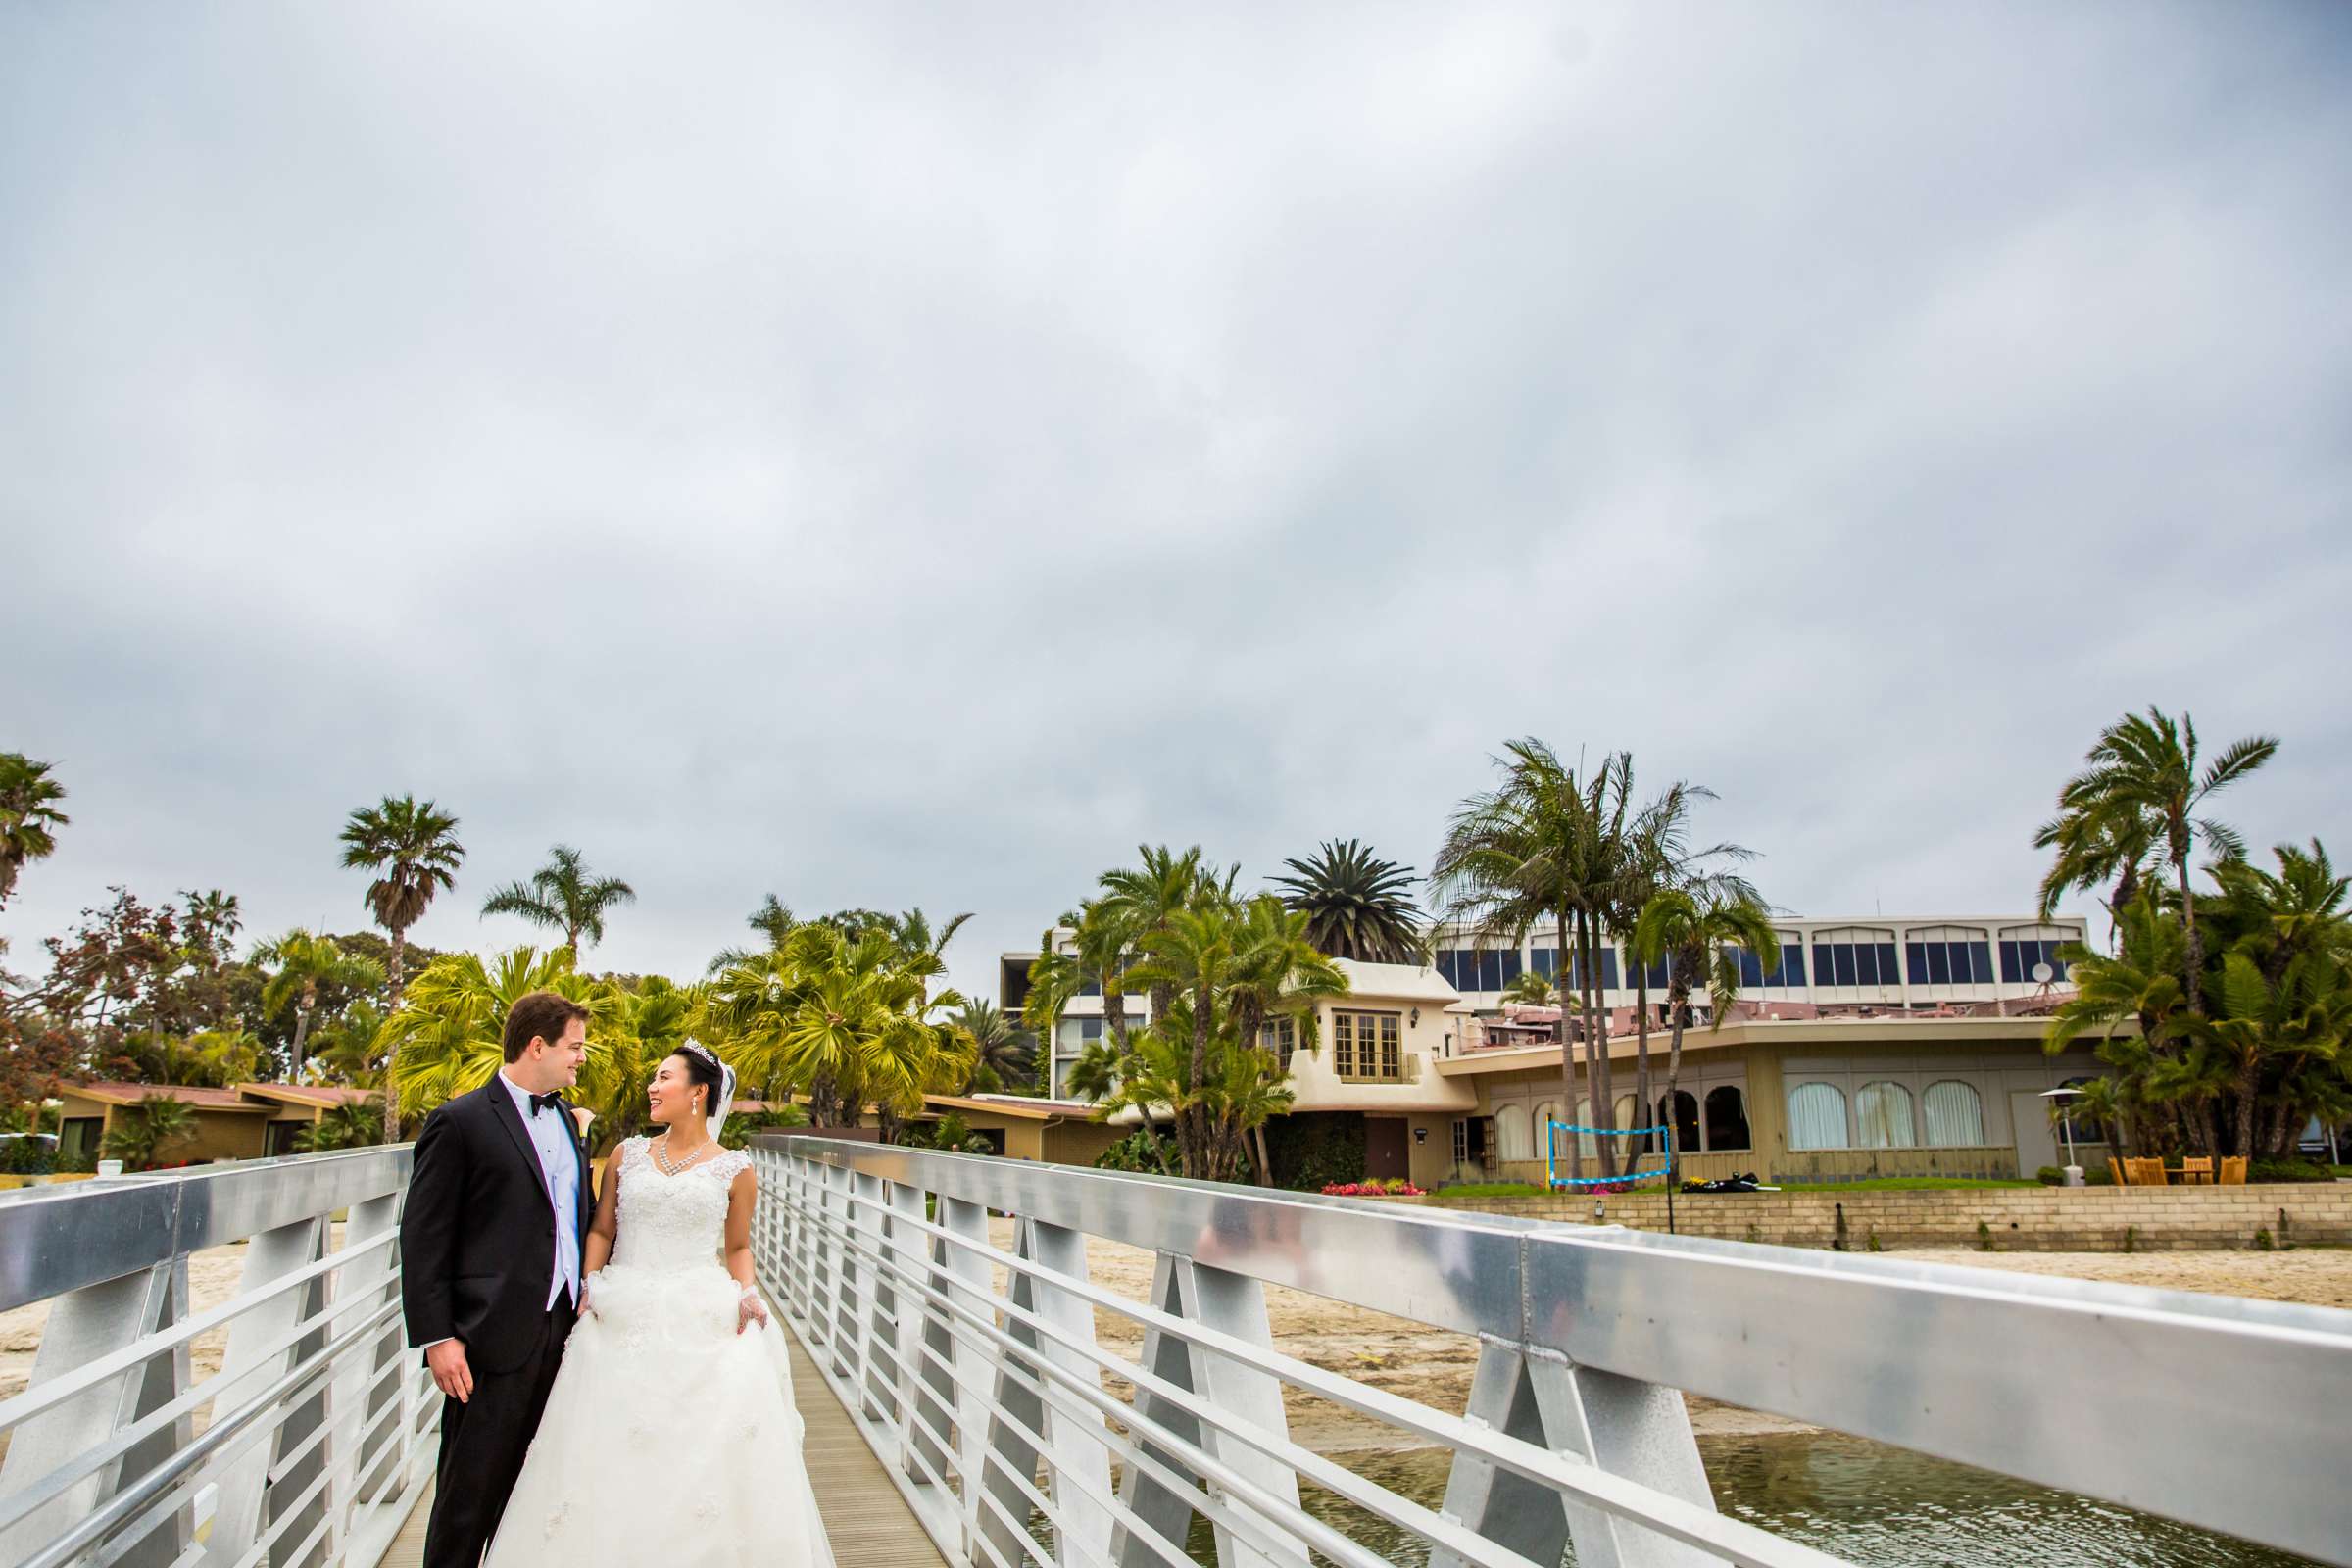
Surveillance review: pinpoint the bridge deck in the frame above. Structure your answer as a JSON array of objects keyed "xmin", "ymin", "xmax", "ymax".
[{"xmin": 381, "ymin": 1309, "xmax": 944, "ymax": 1568}]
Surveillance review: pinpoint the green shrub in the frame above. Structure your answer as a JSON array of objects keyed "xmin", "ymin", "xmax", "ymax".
[
  {"xmin": 1976, "ymin": 1219, "xmax": 1994, "ymax": 1252},
  {"xmin": 2122, "ymin": 1225, "xmax": 2137, "ymax": 1253},
  {"xmin": 0, "ymin": 1137, "xmax": 57, "ymax": 1175},
  {"xmin": 2249, "ymin": 1158, "xmax": 2333, "ymax": 1184},
  {"xmin": 1262, "ymin": 1112, "xmax": 1366, "ymax": 1191},
  {"xmin": 2253, "ymin": 1227, "xmax": 2275, "ymax": 1251},
  {"xmin": 1094, "ymin": 1129, "xmax": 1178, "ymax": 1173}
]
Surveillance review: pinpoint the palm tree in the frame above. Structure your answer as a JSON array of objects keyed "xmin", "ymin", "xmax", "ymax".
[
  {"xmin": 1271, "ymin": 840, "xmax": 1426, "ymax": 964},
  {"xmin": 2045, "ymin": 894, "xmax": 2194, "ymax": 1154},
  {"xmin": 256, "ymin": 930, "xmax": 385, "ymax": 1081},
  {"xmin": 1629, "ymin": 883, "xmax": 1780, "ymax": 1163},
  {"xmin": 0, "ymin": 754, "xmax": 70, "ymax": 911},
  {"xmin": 379, "ymin": 947, "xmax": 612, "ymax": 1119},
  {"xmin": 102, "ymin": 1093, "xmax": 198, "ymax": 1169},
  {"xmin": 481, "ymin": 844, "xmax": 636, "ymax": 956},
  {"xmin": 2044, "ymin": 709, "xmax": 2278, "ymax": 1010},
  {"xmin": 949, "ymin": 998, "xmax": 1034, "ymax": 1094},
  {"xmin": 705, "ymin": 895, "xmax": 799, "ymax": 975},
  {"xmin": 294, "ymin": 1102, "xmax": 386, "ymax": 1152},
  {"xmin": 1024, "ymin": 899, "xmax": 1141, "ymax": 1072},
  {"xmin": 1500, "ymin": 971, "xmax": 1557, "ymax": 1007},
  {"xmin": 1431, "ymin": 742, "xmax": 1628, "ymax": 1175},
  {"xmin": 582, "ymin": 975, "xmax": 702, "ymax": 1150},
  {"xmin": 1099, "ymin": 845, "xmax": 1230, "ymax": 1024},
  {"xmin": 341, "ymin": 794, "xmax": 464, "ymax": 1140}
]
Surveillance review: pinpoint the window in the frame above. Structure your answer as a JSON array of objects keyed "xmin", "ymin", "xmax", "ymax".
[
  {"xmin": 1567, "ymin": 949, "xmax": 1622, "ymax": 991},
  {"xmin": 1257, "ymin": 1017, "xmax": 1298, "ymax": 1071},
  {"xmin": 1613, "ymin": 1094, "xmax": 1650, "ymax": 1156},
  {"xmin": 1728, "ymin": 938, "xmax": 1805, "ymax": 990},
  {"xmin": 1787, "ymin": 1083, "xmax": 1849, "ymax": 1150},
  {"xmin": 1640, "ymin": 955, "xmax": 1671, "ymax": 992},
  {"xmin": 1332, "ymin": 1011, "xmax": 1402, "ymax": 1080},
  {"xmin": 1442, "ymin": 950, "xmax": 1508, "ymax": 993},
  {"xmin": 1655, "ymin": 1091, "xmax": 1699, "ymax": 1155},
  {"xmin": 1905, "ymin": 927, "xmax": 1995, "ymax": 988},
  {"xmin": 1494, "ymin": 1104, "xmax": 1533, "ymax": 1161},
  {"xmin": 1999, "ymin": 937, "xmax": 2076, "ymax": 984},
  {"xmin": 1855, "ymin": 1082, "xmax": 1917, "ymax": 1148},
  {"xmin": 1704, "ymin": 1086, "xmax": 1750, "ymax": 1152},
  {"xmin": 1810, "ymin": 929, "xmax": 1898, "ymax": 990},
  {"xmin": 1532, "ymin": 947, "xmax": 1558, "ymax": 978},
  {"xmin": 1498, "ymin": 951, "xmax": 1524, "ymax": 987},
  {"xmin": 1922, "ymin": 1081, "xmax": 1985, "ymax": 1146}
]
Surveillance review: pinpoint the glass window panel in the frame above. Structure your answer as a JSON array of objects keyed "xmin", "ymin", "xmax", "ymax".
[
  {"xmin": 1704, "ymin": 1086, "xmax": 1751, "ymax": 1152},
  {"xmin": 1780, "ymin": 944, "xmax": 1805, "ymax": 986},
  {"xmin": 1602, "ymin": 949, "xmax": 1621, "ymax": 990},
  {"xmin": 1494, "ymin": 1105, "xmax": 1532, "ymax": 1161},
  {"xmin": 1813, "ymin": 945, "xmax": 1834, "ymax": 988},
  {"xmin": 1855, "ymin": 1081, "xmax": 1917, "ymax": 1148},
  {"xmin": 1969, "ymin": 943, "xmax": 1992, "ymax": 985},
  {"xmin": 1923, "ymin": 1081, "xmax": 1985, "ymax": 1145},
  {"xmin": 1499, "ymin": 951, "xmax": 1524, "ymax": 986},
  {"xmin": 1787, "ymin": 1083, "xmax": 1849, "ymax": 1151},
  {"xmin": 1834, "ymin": 944, "xmax": 1856, "ymax": 987},
  {"xmin": 1532, "ymin": 948, "xmax": 1557, "ymax": 978},
  {"xmin": 1879, "ymin": 943, "xmax": 1900, "ymax": 984},
  {"xmin": 1907, "ymin": 943, "xmax": 1929, "ymax": 985},
  {"xmin": 1435, "ymin": 951, "xmax": 1457, "ymax": 987},
  {"xmin": 1856, "ymin": 943, "xmax": 1879, "ymax": 986},
  {"xmin": 1927, "ymin": 943, "xmax": 1950, "ymax": 985},
  {"xmin": 1999, "ymin": 941, "xmax": 2021, "ymax": 984}
]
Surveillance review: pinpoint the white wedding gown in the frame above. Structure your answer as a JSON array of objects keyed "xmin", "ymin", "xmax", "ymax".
[{"xmin": 484, "ymin": 1139, "xmax": 835, "ymax": 1567}]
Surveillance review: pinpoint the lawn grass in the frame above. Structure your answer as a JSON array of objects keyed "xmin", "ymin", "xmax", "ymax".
[{"xmin": 1430, "ymin": 1182, "xmax": 1549, "ymax": 1198}]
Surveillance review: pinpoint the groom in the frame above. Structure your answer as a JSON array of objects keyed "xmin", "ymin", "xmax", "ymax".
[{"xmin": 400, "ymin": 990, "xmax": 596, "ymax": 1568}]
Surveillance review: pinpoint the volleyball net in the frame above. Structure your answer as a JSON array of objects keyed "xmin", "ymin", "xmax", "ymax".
[{"xmin": 1543, "ymin": 1118, "xmax": 1677, "ymax": 1190}]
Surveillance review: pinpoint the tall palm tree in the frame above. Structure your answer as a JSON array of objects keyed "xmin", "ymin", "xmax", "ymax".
[
  {"xmin": 706, "ymin": 895, "xmax": 799, "ymax": 975},
  {"xmin": 341, "ymin": 794, "xmax": 464, "ymax": 1140},
  {"xmin": 1271, "ymin": 840, "xmax": 1426, "ymax": 964},
  {"xmin": 1431, "ymin": 742, "xmax": 1627, "ymax": 1175},
  {"xmin": 481, "ymin": 844, "xmax": 635, "ymax": 955},
  {"xmin": 2044, "ymin": 709, "xmax": 2278, "ymax": 1010},
  {"xmin": 0, "ymin": 754, "xmax": 70, "ymax": 911},
  {"xmin": 1024, "ymin": 899, "xmax": 1141, "ymax": 1071},
  {"xmin": 1099, "ymin": 844, "xmax": 1230, "ymax": 1023},
  {"xmin": 379, "ymin": 947, "xmax": 612, "ymax": 1118},
  {"xmin": 1629, "ymin": 885, "xmax": 1779, "ymax": 1146},
  {"xmin": 2045, "ymin": 894, "xmax": 2194, "ymax": 1153},
  {"xmin": 256, "ymin": 930, "xmax": 385, "ymax": 1081},
  {"xmin": 948, "ymin": 998, "xmax": 1035, "ymax": 1094}
]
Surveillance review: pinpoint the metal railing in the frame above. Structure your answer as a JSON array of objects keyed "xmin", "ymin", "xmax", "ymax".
[
  {"xmin": 0, "ymin": 1151, "xmax": 435, "ymax": 1568},
  {"xmin": 752, "ymin": 1134, "xmax": 2352, "ymax": 1568}
]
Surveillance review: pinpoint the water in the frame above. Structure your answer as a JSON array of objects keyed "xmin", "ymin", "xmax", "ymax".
[{"xmin": 1272, "ymin": 1436, "xmax": 2324, "ymax": 1567}]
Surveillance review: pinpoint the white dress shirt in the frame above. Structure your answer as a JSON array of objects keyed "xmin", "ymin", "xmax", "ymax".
[{"xmin": 498, "ymin": 1070, "xmax": 584, "ymax": 1312}]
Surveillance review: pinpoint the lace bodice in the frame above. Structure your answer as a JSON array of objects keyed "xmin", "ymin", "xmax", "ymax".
[{"xmin": 609, "ymin": 1137, "xmax": 752, "ymax": 1272}]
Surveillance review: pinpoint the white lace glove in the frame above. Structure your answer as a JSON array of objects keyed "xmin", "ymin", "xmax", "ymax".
[
  {"xmin": 581, "ymin": 1270, "xmax": 605, "ymax": 1319},
  {"xmin": 736, "ymin": 1283, "xmax": 769, "ymax": 1336}
]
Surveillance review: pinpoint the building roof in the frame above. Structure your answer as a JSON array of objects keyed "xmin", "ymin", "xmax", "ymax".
[
  {"xmin": 921, "ymin": 1093, "xmax": 1100, "ymax": 1122},
  {"xmin": 1330, "ymin": 958, "xmax": 1469, "ymax": 1006},
  {"xmin": 236, "ymin": 1083, "xmax": 381, "ymax": 1109},
  {"xmin": 65, "ymin": 1082, "xmax": 272, "ymax": 1111}
]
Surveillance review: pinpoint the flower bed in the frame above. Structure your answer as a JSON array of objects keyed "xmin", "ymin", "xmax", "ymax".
[{"xmin": 1321, "ymin": 1179, "xmax": 1425, "ymax": 1198}]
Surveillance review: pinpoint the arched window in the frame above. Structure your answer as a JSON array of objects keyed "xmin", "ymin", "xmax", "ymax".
[
  {"xmin": 1704, "ymin": 1086, "xmax": 1750, "ymax": 1152},
  {"xmin": 1787, "ymin": 1083, "xmax": 1848, "ymax": 1151},
  {"xmin": 1653, "ymin": 1091, "xmax": 1699, "ymax": 1155},
  {"xmin": 1855, "ymin": 1082, "xmax": 1917, "ymax": 1148},
  {"xmin": 1922, "ymin": 1081, "xmax": 1985, "ymax": 1146},
  {"xmin": 1494, "ymin": 1104, "xmax": 1532, "ymax": 1162},
  {"xmin": 1529, "ymin": 1102, "xmax": 1558, "ymax": 1162},
  {"xmin": 1611, "ymin": 1094, "xmax": 1647, "ymax": 1155},
  {"xmin": 1570, "ymin": 1098, "xmax": 1593, "ymax": 1159}
]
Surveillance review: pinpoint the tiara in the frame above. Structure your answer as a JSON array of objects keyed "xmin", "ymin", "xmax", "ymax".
[{"xmin": 679, "ymin": 1040, "xmax": 720, "ymax": 1067}]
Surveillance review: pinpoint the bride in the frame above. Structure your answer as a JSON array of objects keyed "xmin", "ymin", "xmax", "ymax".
[{"xmin": 485, "ymin": 1042, "xmax": 834, "ymax": 1567}]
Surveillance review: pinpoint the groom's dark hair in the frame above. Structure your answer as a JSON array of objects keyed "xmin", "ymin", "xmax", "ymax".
[{"xmin": 504, "ymin": 991, "xmax": 591, "ymax": 1061}]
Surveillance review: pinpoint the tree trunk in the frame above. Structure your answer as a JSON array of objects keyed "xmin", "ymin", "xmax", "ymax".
[
  {"xmin": 2175, "ymin": 837, "xmax": 2204, "ymax": 1014},
  {"xmin": 2109, "ymin": 861, "xmax": 2139, "ymax": 955},
  {"xmin": 1583, "ymin": 912, "xmax": 1619, "ymax": 1178},
  {"xmin": 1185, "ymin": 989, "xmax": 1212, "ymax": 1179},
  {"xmin": 1554, "ymin": 913, "xmax": 1581, "ymax": 1183},
  {"xmin": 382, "ymin": 926, "xmax": 408, "ymax": 1143},
  {"xmin": 1664, "ymin": 998, "xmax": 1689, "ymax": 1178},
  {"xmin": 2233, "ymin": 1062, "xmax": 2260, "ymax": 1159},
  {"xmin": 291, "ymin": 998, "xmax": 314, "ymax": 1082},
  {"xmin": 1252, "ymin": 1123, "xmax": 1273, "ymax": 1187},
  {"xmin": 1634, "ymin": 966, "xmax": 1652, "ymax": 1170}
]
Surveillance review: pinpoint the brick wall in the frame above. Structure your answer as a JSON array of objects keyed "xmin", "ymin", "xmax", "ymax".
[{"xmin": 1414, "ymin": 1183, "xmax": 2352, "ymax": 1251}]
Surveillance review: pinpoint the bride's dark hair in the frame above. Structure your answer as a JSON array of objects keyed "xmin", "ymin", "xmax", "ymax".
[{"xmin": 666, "ymin": 1044, "xmax": 725, "ymax": 1118}]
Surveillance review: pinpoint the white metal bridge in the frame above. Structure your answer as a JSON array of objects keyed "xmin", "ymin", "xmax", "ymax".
[{"xmin": 2, "ymin": 1140, "xmax": 2349, "ymax": 1568}]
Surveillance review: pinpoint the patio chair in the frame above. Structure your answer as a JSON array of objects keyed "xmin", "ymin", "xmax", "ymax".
[
  {"xmin": 2125, "ymin": 1156, "xmax": 2170, "ymax": 1186},
  {"xmin": 2107, "ymin": 1156, "xmax": 2128, "ymax": 1186},
  {"xmin": 2178, "ymin": 1155, "xmax": 2214, "ymax": 1185},
  {"xmin": 2220, "ymin": 1155, "xmax": 2248, "ymax": 1186}
]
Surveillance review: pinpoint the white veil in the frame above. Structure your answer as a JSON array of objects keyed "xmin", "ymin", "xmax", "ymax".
[{"xmin": 682, "ymin": 1039, "xmax": 736, "ymax": 1145}]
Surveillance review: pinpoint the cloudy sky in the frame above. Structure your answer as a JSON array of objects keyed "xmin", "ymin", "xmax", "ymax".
[{"xmin": 4, "ymin": 3, "xmax": 2347, "ymax": 1003}]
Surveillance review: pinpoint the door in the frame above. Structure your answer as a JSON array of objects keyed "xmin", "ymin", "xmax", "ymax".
[
  {"xmin": 2009, "ymin": 1090, "xmax": 2060, "ymax": 1177},
  {"xmin": 1364, "ymin": 1117, "xmax": 1409, "ymax": 1182}
]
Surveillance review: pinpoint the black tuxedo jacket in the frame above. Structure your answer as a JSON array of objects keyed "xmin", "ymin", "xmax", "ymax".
[{"xmin": 399, "ymin": 1079, "xmax": 594, "ymax": 1375}]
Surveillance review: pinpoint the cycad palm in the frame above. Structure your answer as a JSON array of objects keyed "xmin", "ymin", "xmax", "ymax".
[
  {"xmin": 340, "ymin": 794, "xmax": 464, "ymax": 1139},
  {"xmin": 481, "ymin": 844, "xmax": 635, "ymax": 956},
  {"xmin": 0, "ymin": 753, "xmax": 70, "ymax": 911},
  {"xmin": 379, "ymin": 947, "xmax": 611, "ymax": 1118},
  {"xmin": 257, "ymin": 929, "xmax": 386, "ymax": 1081},
  {"xmin": 2045, "ymin": 708, "xmax": 2278, "ymax": 1009},
  {"xmin": 1271, "ymin": 839, "xmax": 1425, "ymax": 964},
  {"xmin": 948, "ymin": 999, "xmax": 1035, "ymax": 1093}
]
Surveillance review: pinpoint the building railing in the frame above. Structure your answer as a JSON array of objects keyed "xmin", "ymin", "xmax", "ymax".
[
  {"xmin": 0, "ymin": 1150, "xmax": 435, "ymax": 1568},
  {"xmin": 751, "ymin": 1134, "xmax": 2352, "ymax": 1568}
]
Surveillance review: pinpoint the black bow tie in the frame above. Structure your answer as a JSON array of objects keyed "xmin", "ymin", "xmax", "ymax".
[{"xmin": 529, "ymin": 1091, "xmax": 564, "ymax": 1117}]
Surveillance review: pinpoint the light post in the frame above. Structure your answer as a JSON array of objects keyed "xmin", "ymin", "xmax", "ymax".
[{"xmin": 2040, "ymin": 1086, "xmax": 2083, "ymax": 1186}]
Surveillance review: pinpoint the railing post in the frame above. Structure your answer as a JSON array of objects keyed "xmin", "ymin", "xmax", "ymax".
[
  {"xmin": 1114, "ymin": 1252, "xmax": 1309, "ymax": 1568},
  {"xmin": 933, "ymin": 1196, "xmax": 996, "ymax": 1562},
  {"xmin": 0, "ymin": 1259, "xmax": 191, "ymax": 1568},
  {"xmin": 981, "ymin": 1218, "xmax": 1113, "ymax": 1568},
  {"xmin": 340, "ymin": 1195, "xmax": 407, "ymax": 1524},
  {"xmin": 200, "ymin": 1214, "xmax": 328, "ymax": 1568},
  {"xmin": 853, "ymin": 1170, "xmax": 894, "ymax": 1425},
  {"xmin": 883, "ymin": 1181, "xmax": 935, "ymax": 1486},
  {"xmin": 1431, "ymin": 1341, "xmax": 1715, "ymax": 1568}
]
